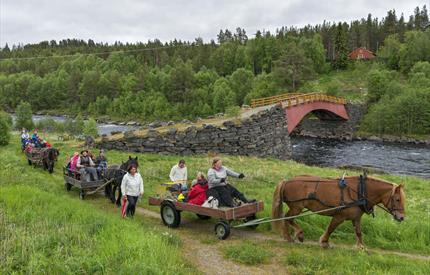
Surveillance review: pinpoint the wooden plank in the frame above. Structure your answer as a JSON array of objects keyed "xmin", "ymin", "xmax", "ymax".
[{"xmin": 148, "ymin": 197, "xmax": 264, "ymax": 220}]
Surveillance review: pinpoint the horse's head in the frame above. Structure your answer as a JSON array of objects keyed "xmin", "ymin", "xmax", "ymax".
[
  {"xmin": 49, "ymin": 148, "xmax": 60, "ymax": 161},
  {"xmin": 120, "ymin": 156, "xmax": 139, "ymax": 171},
  {"xmin": 387, "ymin": 184, "xmax": 406, "ymax": 222}
]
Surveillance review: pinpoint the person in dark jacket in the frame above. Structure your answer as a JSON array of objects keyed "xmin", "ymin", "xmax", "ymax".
[
  {"xmin": 187, "ymin": 172, "xmax": 208, "ymax": 205},
  {"xmin": 206, "ymin": 158, "xmax": 255, "ymax": 207}
]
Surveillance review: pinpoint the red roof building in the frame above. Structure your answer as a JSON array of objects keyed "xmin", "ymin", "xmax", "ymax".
[{"xmin": 348, "ymin": 47, "xmax": 376, "ymax": 60}]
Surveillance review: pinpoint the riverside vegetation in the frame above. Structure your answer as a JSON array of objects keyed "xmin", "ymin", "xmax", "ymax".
[{"xmin": 1, "ymin": 136, "xmax": 429, "ymax": 274}]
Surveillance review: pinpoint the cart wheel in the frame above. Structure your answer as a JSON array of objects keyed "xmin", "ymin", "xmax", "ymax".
[
  {"xmin": 160, "ymin": 202, "xmax": 181, "ymax": 228},
  {"xmin": 196, "ymin": 214, "xmax": 211, "ymax": 220},
  {"xmin": 65, "ymin": 182, "xmax": 72, "ymax": 191},
  {"xmin": 244, "ymin": 214, "xmax": 259, "ymax": 229},
  {"xmin": 28, "ymin": 160, "xmax": 32, "ymax": 166},
  {"xmin": 215, "ymin": 221, "xmax": 231, "ymax": 240},
  {"xmin": 79, "ymin": 191, "xmax": 85, "ymax": 200}
]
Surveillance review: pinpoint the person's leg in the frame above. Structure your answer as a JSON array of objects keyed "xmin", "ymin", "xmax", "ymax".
[
  {"xmin": 126, "ymin": 195, "xmax": 133, "ymax": 216},
  {"xmin": 128, "ymin": 196, "xmax": 138, "ymax": 216},
  {"xmin": 213, "ymin": 186, "xmax": 234, "ymax": 207},
  {"xmin": 227, "ymin": 184, "xmax": 255, "ymax": 203}
]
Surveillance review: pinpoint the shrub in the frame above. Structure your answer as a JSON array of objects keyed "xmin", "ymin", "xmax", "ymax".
[
  {"xmin": 15, "ymin": 101, "xmax": 34, "ymax": 130},
  {"xmin": 225, "ymin": 106, "xmax": 241, "ymax": 118},
  {"xmin": 0, "ymin": 111, "xmax": 11, "ymax": 146},
  {"xmin": 83, "ymin": 118, "xmax": 99, "ymax": 137}
]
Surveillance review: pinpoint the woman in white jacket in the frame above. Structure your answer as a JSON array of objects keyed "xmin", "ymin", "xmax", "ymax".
[{"xmin": 121, "ymin": 164, "xmax": 144, "ymax": 217}]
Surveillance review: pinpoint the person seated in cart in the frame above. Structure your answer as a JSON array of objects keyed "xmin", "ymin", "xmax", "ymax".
[
  {"xmin": 207, "ymin": 158, "xmax": 255, "ymax": 207},
  {"xmin": 169, "ymin": 159, "xmax": 188, "ymax": 192},
  {"xmin": 65, "ymin": 152, "xmax": 80, "ymax": 176},
  {"xmin": 186, "ymin": 172, "xmax": 209, "ymax": 205},
  {"xmin": 76, "ymin": 150, "xmax": 99, "ymax": 182},
  {"xmin": 21, "ymin": 128, "xmax": 29, "ymax": 150},
  {"xmin": 95, "ymin": 149, "xmax": 108, "ymax": 177}
]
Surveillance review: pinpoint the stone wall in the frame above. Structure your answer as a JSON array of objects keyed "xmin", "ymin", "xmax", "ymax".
[
  {"xmin": 292, "ymin": 103, "xmax": 366, "ymax": 140},
  {"xmin": 98, "ymin": 105, "xmax": 292, "ymax": 160}
]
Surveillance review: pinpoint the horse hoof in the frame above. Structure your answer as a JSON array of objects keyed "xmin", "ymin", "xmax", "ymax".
[
  {"xmin": 296, "ymin": 232, "xmax": 304, "ymax": 243},
  {"xmin": 319, "ymin": 242, "xmax": 330, "ymax": 249},
  {"xmin": 282, "ymin": 236, "xmax": 294, "ymax": 243},
  {"xmin": 356, "ymin": 244, "xmax": 366, "ymax": 250}
]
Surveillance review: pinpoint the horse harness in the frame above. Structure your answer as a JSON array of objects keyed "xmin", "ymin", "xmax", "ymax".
[{"xmin": 284, "ymin": 175, "xmax": 375, "ymax": 216}]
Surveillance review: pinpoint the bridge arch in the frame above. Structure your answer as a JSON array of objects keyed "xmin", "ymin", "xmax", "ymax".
[
  {"xmin": 284, "ymin": 102, "xmax": 349, "ymax": 133},
  {"xmin": 251, "ymin": 93, "xmax": 349, "ymax": 134}
]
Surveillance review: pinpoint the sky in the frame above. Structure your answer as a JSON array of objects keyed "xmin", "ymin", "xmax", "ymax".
[{"xmin": 0, "ymin": 0, "xmax": 429, "ymax": 46}]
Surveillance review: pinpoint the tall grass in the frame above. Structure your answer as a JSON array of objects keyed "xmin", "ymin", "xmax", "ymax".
[{"xmin": 0, "ymin": 136, "xmax": 196, "ymax": 274}]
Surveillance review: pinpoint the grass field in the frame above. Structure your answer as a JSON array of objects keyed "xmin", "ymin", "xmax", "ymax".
[{"xmin": 1, "ymin": 135, "xmax": 429, "ymax": 274}]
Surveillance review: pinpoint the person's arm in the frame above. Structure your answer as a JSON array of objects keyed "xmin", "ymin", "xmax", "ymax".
[
  {"xmin": 76, "ymin": 157, "xmax": 82, "ymax": 168},
  {"xmin": 139, "ymin": 174, "xmax": 144, "ymax": 195},
  {"xmin": 89, "ymin": 158, "xmax": 95, "ymax": 167},
  {"xmin": 207, "ymin": 169, "xmax": 222, "ymax": 186},
  {"xmin": 169, "ymin": 166, "xmax": 176, "ymax": 182},
  {"xmin": 184, "ymin": 167, "xmax": 187, "ymax": 181},
  {"xmin": 225, "ymin": 167, "xmax": 240, "ymax": 178},
  {"xmin": 187, "ymin": 187, "xmax": 198, "ymax": 200},
  {"xmin": 121, "ymin": 175, "xmax": 128, "ymax": 198}
]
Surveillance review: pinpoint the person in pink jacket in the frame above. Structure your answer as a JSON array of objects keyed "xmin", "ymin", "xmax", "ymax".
[{"xmin": 69, "ymin": 152, "xmax": 79, "ymax": 172}]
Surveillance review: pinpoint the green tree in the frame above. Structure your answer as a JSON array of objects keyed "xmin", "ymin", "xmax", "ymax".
[
  {"xmin": 274, "ymin": 42, "xmax": 315, "ymax": 91},
  {"xmin": 228, "ymin": 68, "xmax": 254, "ymax": 105},
  {"xmin": 399, "ymin": 31, "xmax": 430, "ymax": 72},
  {"xmin": 83, "ymin": 118, "xmax": 99, "ymax": 137},
  {"xmin": 378, "ymin": 34, "xmax": 402, "ymax": 69},
  {"xmin": 15, "ymin": 101, "xmax": 34, "ymax": 130},
  {"xmin": 212, "ymin": 78, "xmax": 236, "ymax": 112},
  {"xmin": 367, "ymin": 69, "xmax": 393, "ymax": 104},
  {"xmin": 0, "ymin": 112, "xmax": 11, "ymax": 146},
  {"xmin": 333, "ymin": 23, "xmax": 349, "ymax": 69}
]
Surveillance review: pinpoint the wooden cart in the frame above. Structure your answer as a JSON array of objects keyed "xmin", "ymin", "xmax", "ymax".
[
  {"xmin": 26, "ymin": 148, "xmax": 43, "ymax": 166},
  {"xmin": 149, "ymin": 197, "xmax": 264, "ymax": 240},
  {"xmin": 63, "ymin": 167, "xmax": 112, "ymax": 200}
]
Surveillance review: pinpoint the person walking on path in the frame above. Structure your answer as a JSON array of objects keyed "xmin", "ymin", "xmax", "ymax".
[{"xmin": 121, "ymin": 164, "xmax": 144, "ymax": 218}]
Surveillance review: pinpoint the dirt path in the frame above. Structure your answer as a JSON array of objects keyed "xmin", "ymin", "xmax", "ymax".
[
  {"xmin": 135, "ymin": 207, "xmax": 429, "ymax": 275},
  {"xmin": 136, "ymin": 207, "xmax": 287, "ymax": 275}
]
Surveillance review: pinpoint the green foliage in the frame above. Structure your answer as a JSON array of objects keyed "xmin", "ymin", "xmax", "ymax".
[
  {"xmin": 65, "ymin": 114, "xmax": 85, "ymax": 136},
  {"xmin": 35, "ymin": 118, "xmax": 65, "ymax": 133},
  {"xmin": 399, "ymin": 31, "xmax": 430, "ymax": 72},
  {"xmin": 225, "ymin": 106, "xmax": 241, "ymax": 118},
  {"xmin": 83, "ymin": 118, "xmax": 99, "ymax": 137},
  {"xmin": 0, "ymin": 111, "xmax": 11, "ymax": 145},
  {"xmin": 15, "ymin": 101, "xmax": 34, "ymax": 130},
  {"xmin": 223, "ymin": 242, "xmax": 273, "ymax": 265},
  {"xmin": 378, "ymin": 34, "xmax": 402, "ymax": 69},
  {"xmin": 362, "ymin": 79, "xmax": 430, "ymax": 135},
  {"xmin": 366, "ymin": 69, "xmax": 396, "ymax": 104},
  {"xmin": 274, "ymin": 41, "xmax": 316, "ymax": 91},
  {"xmin": 333, "ymin": 23, "xmax": 349, "ymax": 69}
]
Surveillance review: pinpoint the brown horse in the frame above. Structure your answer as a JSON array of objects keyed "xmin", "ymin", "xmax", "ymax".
[{"xmin": 272, "ymin": 175, "xmax": 406, "ymax": 248}]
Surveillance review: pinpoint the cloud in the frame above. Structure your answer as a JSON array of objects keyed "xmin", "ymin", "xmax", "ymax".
[{"xmin": 0, "ymin": 0, "xmax": 428, "ymax": 46}]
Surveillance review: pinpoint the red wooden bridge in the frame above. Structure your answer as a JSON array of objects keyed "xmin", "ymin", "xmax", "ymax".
[{"xmin": 251, "ymin": 93, "xmax": 349, "ymax": 133}]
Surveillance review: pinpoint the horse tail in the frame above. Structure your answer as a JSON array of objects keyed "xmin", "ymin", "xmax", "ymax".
[{"xmin": 272, "ymin": 180, "xmax": 286, "ymax": 232}]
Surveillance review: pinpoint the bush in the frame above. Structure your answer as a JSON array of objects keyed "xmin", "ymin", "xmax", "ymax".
[
  {"xmin": 0, "ymin": 111, "xmax": 11, "ymax": 146},
  {"xmin": 225, "ymin": 106, "xmax": 241, "ymax": 118},
  {"xmin": 15, "ymin": 101, "xmax": 34, "ymax": 130},
  {"xmin": 35, "ymin": 118, "xmax": 61, "ymax": 133},
  {"xmin": 65, "ymin": 114, "xmax": 85, "ymax": 136},
  {"xmin": 83, "ymin": 118, "xmax": 98, "ymax": 137}
]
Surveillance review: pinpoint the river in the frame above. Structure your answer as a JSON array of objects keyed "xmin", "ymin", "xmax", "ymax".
[
  {"xmin": 23, "ymin": 114, "xmax": 430, "ymax": 179},
  {"xmin": 291, "ymin": 137, "xmax": 430, "ymax": 179}
]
